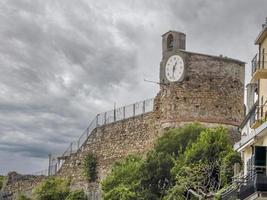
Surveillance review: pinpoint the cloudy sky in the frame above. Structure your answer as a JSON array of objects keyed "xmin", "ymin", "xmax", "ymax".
[{"xmin": 0, "ymin": 0, "xmax": 266, "ymax": 175}]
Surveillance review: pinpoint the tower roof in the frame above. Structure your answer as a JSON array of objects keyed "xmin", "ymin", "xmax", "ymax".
[{"xmin": 161, "ymin": 30, "xmax": 185, "ymax": 37}]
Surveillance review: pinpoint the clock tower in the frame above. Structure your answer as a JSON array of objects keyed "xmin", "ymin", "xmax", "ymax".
[
  {"xmin": 160, "ymin": 31, "xmax": 187, "ymax": 84},
  {"xmin": 155, "ymin": 30, "xmax": 245, "ymax": 133}
]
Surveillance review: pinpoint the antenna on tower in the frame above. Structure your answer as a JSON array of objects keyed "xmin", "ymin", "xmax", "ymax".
[{"xmin": 144, "ymin": 79, "xmax": 168, "ymax": 86}]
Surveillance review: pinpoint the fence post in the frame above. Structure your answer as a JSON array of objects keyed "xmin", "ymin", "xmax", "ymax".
[
  {"xmin": 133, "ymin": 104, "xmax": 135, "ymax": 116},
  {"xmin": 70, "ymin": 142, "xmax": 73, "ymax": 154},
  {"xmin": 143, "ymin": 100, "xmax": 146, "ymax": 113},
  {"xmin": 123, "ymin": 106, "xmax": 125, "ymax": 119},
  {"xmin": 48, "ymin": 153, "xmax": 52, "ymax": 176},
  {"xmin": 55, "ymin": 163, "xmax": 57, "ymax": 174},
  {"xmin": 104, "ymin": 112, "xmax": 107, "ymax": 124},
  {"xmin": 96, "ymin": 114, "xmax": 99, "ymax": 127},
  {"xmin": 87, "ymin": 127, "xmax": 89, "ymax": 137}
]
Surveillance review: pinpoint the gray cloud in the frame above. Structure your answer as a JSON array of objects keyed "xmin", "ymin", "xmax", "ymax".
[{"xmin": 0, "ymin": 0, "xmax": 266, "ymax": 174}]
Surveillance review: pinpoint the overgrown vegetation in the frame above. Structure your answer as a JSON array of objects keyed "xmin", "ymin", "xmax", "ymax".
[
  {"xmin": 18, "ymin": 194, "xmax": 32, "ymax": 200},
  {"xmin": 31, "ymin": 177, "xmax": 86, "ymax": 200},
  {"xmin": 65, "ymin": 190, "xmax": 87, "ymax": 200},
  {"xmin": 33, "ymin": 177, "xmax": 70, "ymax": 200},
  {"xmin": 102, "ymin": 123, "xmax": 241, "ymax": 199},
  {"xmin": 0, "ymin": 175, "xmax": 4, "ymax": 190},
  {"xmin": 83, "ymin": 153, "xmax": 97, "ymax": 182}
]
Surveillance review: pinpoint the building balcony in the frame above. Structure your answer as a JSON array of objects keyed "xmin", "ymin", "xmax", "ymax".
[
  {"xmin": 251, "ymin": 54, "xmax": 267, "ymax": 82},
  {"xmin": 234, "ymin": 102, "xmax": 267, "ymax": 152},
  {"xmin": 221, "ymin": 172, "xmax": 267, "ymax": 200},
  {"xmin": 239, "ymin": 173, "xmax": 267, "ymax": 200},
  {"xmin": 221, "ymin": 146, "xmax": 267, "ymax": 200},
  {"xmin": 251, "ymin": 102, "xmax": 267, "ymax": 129}
]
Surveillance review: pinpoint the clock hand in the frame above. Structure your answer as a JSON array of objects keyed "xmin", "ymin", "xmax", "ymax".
[{"xmin": 172, "ymin": 62, "xmax": 177, "ymax": 78}]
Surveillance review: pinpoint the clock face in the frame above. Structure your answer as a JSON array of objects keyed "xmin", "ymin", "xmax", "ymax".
[{"xmin": 165, "ymin": 55, "xmax": 184, "ymax": 82}]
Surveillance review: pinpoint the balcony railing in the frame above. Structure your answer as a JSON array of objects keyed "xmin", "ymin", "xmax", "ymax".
[
  {"xmin": 251, "ymin": 101, "xmax": 267, "ymax": 129},
  {"xmin": 239, "ymin": 173, "xmax": 267, "ymax": 200},
  {"xmin": 221, "ymin": 154, "xmax": 267, "ymax": 200},
  {"xmin": 220, "ymin": 171, "xmax": 257, "ymax": 200},
  {"xmin": 252, "ymin": 54, "xmax": 258, "ymax": 75},
  {"xmin": 251, "ymin": 53, "xmax": 267, "ymax": 81},
  {"xmin": 234, "ymin": 101, "xmax": 267, "ymax": 151}
]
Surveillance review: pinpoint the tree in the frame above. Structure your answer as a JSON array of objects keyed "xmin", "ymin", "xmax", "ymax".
[
  {"xmin": 139, "ymin": 123, "xmax": 205, "ymax": 199},
  {"xmin": 33, "ymin": 177, "xmax": 70, "ymax": 200},
  {"xmin": 154, "ymin": 123, "xmax": 205, "ymax": 157},
  {"xmin": 83, "ymin": 153, "xmax": 97, "ymax": 182},
  {"xmin": 102, "ymin": 123, "xmax": 205, "ymax": 200},
  {"xmin": 102, "ymin": 185, "xmax": 139, "ymax": 200},
  {"xmin": 65, "ymin": 190, "xmax": 87, "ymax": 200},
  {"xmin": 101, "ymin": 155, "xmax": 143, "ymax": 200},
  {"xmin": 18, "ymin": 194, "xmax": 32, "ymax": 200},
  {"xmin": 139, "ymin": 152, "xmax": 174, "ymax": 199},
  {"xmin": 102, "ymin": 124, "xmax": 240, "ymax": 199},
  {"xmin": 0, "ymin": 175, "xmax": 4, "ymax": 190},
  {"xmin": 167, "ymin": 127, "xmax": 241, "ymax": 199}
]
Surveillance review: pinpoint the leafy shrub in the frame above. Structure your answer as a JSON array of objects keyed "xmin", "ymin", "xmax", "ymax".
[
  {"xmin": 33, "ymin": 177, "xmax": 70, "ymax": 200},
  {"xmin": 166, "ymin": 127, "xmax": 241, "ymax": 198},
  {"xmin": 65, "ymin": 190, "xmax": 87, "ymax": 200},
  {"xmin": 102, "ymin": 124, "xmax": 239, "ymax": 199},
  {"xmin": 102, "ymin": 155, "xmax": 143, "ymax": 200},
  {"xmin": 83, "ymin": 153, "xmax": 97, "ymax": 181},
  {"xmin": 155, "ymin": 123, "xmax": 205, "ymax": 157},
  {"xmin": 0, "ymin": 175, "xmax": 5, "ymax": 190},
  {"xmin": 18, "ymin": 194, "xmax": 31, "ymax": 200},
  {"xmin": 139, "ymin": 151, "xmax": 174, "ymax": 198},
  {"xmin": 102, "ymin": 123, "xmax": 205, "ymax": 200}
]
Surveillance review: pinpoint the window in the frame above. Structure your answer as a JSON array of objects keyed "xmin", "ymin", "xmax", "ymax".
[
  {"xmin": 254, "ymin": 146, "xmax": 266, "ymax": 169},
  {"xmin": 167, "ymin": 34, "xmax": 174, "ymax": 49}
]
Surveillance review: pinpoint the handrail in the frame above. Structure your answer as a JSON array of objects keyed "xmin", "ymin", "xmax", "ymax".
[{"xmin": 221, "ymin": 171, "xmax": 257, "ymax": 199}]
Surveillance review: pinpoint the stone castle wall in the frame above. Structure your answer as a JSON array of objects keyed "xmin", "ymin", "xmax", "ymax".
[
  {"xmin": 157, "ymin": 51, "xmax": 245, "ymax": 127},
  {"xmin": 56, "ymin": 52, "xmax": 245, "ymax": 193},
  {"xmin": 56, "ymin": 112, "xmax": 158, "ymax": 191},
  {"xmin": 1, "ymin": 172, "xmax": 45, "ymax": 199},
  {"xmin": 2, "ymin": 52, "xmax": 245, "ymax": 198}
]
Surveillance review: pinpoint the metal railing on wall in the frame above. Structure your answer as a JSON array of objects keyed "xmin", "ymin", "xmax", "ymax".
[
  {"xmin": 249, "ymin": 101, "xmax": 267, "ymax": 128},
  {"xmin": 47, "ymin": 98, "xmax": 154, "ymax": 176},
  {"xmin": 251, "ymin": 53, "xmax": 267, "ymax": 75}
]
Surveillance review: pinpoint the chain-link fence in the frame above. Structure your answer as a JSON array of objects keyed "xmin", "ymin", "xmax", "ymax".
[
  {"xmin": 47, "ymin": 98, "xmax": 154, "ymax": 175},
  {"xmin": 2, "ymin": 98, "xmax": 154, "ymax": 200}
]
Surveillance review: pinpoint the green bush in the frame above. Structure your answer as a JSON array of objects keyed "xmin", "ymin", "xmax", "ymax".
[
  {"xmin": 166, "ymin": 127, "xmax": 241, "ymax": 198},
  {"xmin": 102, "ymin": 155, "xmax": 143, "ymax": 200},
  {"xmin": 102, "ymin": 124, "xmax": 240, "ymax": 199},
  {"xmin": 155, "ymin": 123, "xmax": 205, "ymax": 157},
  {"xmin": 65, "ymin": 190, "xmax": 87, "ymax": 200},
  {"xmin": 83, "ymin": 153, "xmax": 97, "ymax": 181},
  {"xmin": 139, "ymin": 151, "xmax": 174, "ymax": 198},
  {"xmin": 0, "ymin": 175, "xmax": 5, "ymax": 190},
  {"xmin": 33, "ymin": 177, "xmax": 70, "ymax": 200},
  {"xmin": 102, "ymin": 123, "xmax": 205, "ymax": 200},
  {"xmin": 18, "ymin": 194, "xmax": 32, "ymax": 200}
]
